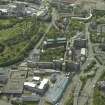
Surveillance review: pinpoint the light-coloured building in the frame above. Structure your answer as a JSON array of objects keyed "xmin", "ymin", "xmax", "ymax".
[
  {"xmin": 24, "ymin": 82, "xmax": 36, "ymax": 88},
  {"xmin": 81, "ymin": 48, "xmax": 86, "ymax": 56},
  {"xmin": 38, "ymin": 78, "xmax": 49, "ymax": 90},
  {"xmin": 32, "ymin": 76, "xmax": 40, "ymax": 81}
]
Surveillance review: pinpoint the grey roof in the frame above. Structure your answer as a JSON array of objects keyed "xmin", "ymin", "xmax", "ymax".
[
  {"xmin": 46, "ymin": 76, "xmax": 69, "ymax": 104},
  {"xmin": 3, "ymin": 79, "xmax": 24, "ymax": 94},
  {"xmin": 21, "ymin": 95, "xmax": 40, "ymax": 102},
  {"xmin": 0, "ymin": 75, "xmax": 8, "ymax": 82}
]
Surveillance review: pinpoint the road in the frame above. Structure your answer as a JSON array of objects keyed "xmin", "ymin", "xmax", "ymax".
[
  {"xmin": 73, "ymin": 23, "xmax": 92, "ymax": 105},
  {"xmin": 73, "ymin": 23, "xmax": 105, "ymax": 105}
]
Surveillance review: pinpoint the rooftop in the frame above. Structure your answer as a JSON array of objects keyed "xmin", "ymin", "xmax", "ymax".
[
  {"xmin": 38, "ymin": 78, "xmax": 49, "ymax": 90},
  {"xmin": 32, "ymin": 76, "xmax": 40, "ymax": 81},
  {"xmin": 24, "ymin": 82, "xmax": 36, "ymax": 88}
]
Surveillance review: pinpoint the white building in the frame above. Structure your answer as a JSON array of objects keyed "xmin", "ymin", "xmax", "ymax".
[
  {"xmin": 32, "ymin": 76, "xmax": 40, "ymax": 81},
  {"xmin": 24, "ymin": 82, "xmax": 36, "ymax": 88},
  {"xmin": 81, "ymin": 48, "xmax": 86, "ymax": 56},
  {"xmin": 38, "ymin": 78, "xmax": 49, "ymax": 90},
  {"xmin": 0, "ymin": 9, "xmax": 8, "ymax": 13}
]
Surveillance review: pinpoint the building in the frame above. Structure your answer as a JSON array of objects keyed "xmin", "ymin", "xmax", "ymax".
[
  {"xmin": 81, "ymin": 48, "xmax": 87, "ymax": 56},
  {"xmin": 2, "ymin": 70, "xmax": 27, "ymax": 96},
  {"xmin": 97, "ymin": 24, "xmax": 105, "ymax": 33},
  {"xmin": 38, "ymin": 78, "xmax": 49, "ymax": 90},
  {"xmin": 46, "ymin": 76, "xmax": 69, "ymax": 104},
  {"xmin": 0, "ymin": 5, "xmax": 9, "ymax": 17},
  {"xmin": 24, "ymin": 82, "xmax": 36, "ymax": 91},
  {"xmin": 32, "ymin": 76, "xmax": 40, "ymax": 81},
  {"xmin": 11, "ymin": 94, "xmax": 40, "ymax": 104},
  {"xmin": 28, "ymin": 61, "xmax": 62, "ymax": 70},
  {"xmin": 61, "ymin": 0, "xmax": 77, "ymax": 4},
  {"xmin": 3, "ymin": 79, "xmax": 24, "ymax": 96},
  {"xmin": 51, "ymin": 0, "xmax": 77, "ymax": 7},
  {"xmin": 50, "ymin": 74, "xmax": 57, "ymax": 83},
  {"xmin": 97, "ymin": 81, "xmax": 105, "ymax": 90},
  {"xmin": 24, "ymin": 78, "xmax": 49, "ymax": 95},
  {"xmin": 65, "ymin": 62, "xmax": 80, "ymax": 72},
  {"xmin": 0, "ymin": 1, "xmax": 41, "ymax": 18},
  {"xmin": 28, "ymin": 48, "xmax": 40, "ymax": 62},
  {"xmin": 21, "ymin": 95, "xmax": 40, "ymax": 102},
  {"xmin": 43, "ymin": 37, "xmax": 67, "ymax": 48},
  {"xmin": 27, "ymin": 62, "xmax": 54, "ymax": 69},
  {"xmin": 36, "ymin": 78, "xmax": 49, "ymax": 95},
  {"xmin": 24, "ymin": 0, "xmax": 42, "ymax": 4},
  {"xmin": 0, "ymin": 75, "xmax": 8, "ymax": 84},
  {"xmin": 34, "ymin": 69, "xmax": 60, "ymax": 75},
  {"xmin": 73, "ymin": 38, "xmax": 87, "ymax": 49}
]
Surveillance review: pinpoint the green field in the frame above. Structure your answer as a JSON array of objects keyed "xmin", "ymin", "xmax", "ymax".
[
  {"xmin": 40, "ymin": 47, "xmax": 65, "ymax": 62},
  {"xmin": 0, "ymin": 17, "xmax": 48, "ymax": 66}
]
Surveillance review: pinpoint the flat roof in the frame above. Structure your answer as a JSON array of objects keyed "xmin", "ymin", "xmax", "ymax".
[
  {"xmin": 32, "ymin": 76, "xmax": 40, "ymax": 81},
  {"xmin": 3, "ymin": 79, "xmax": 24, "ymax": 94},
  {"xmin": 3, "ymin": 70, "xmax": 27, "ymax": 94},
  {"xmin": 24, "ymin": 82, "xmax": 36, "ymax": 88},
  {"xmin": 38, "ymin": 78, "xmax": 49, "ymax": 89},
  {"xmin": 81, "ymin": 48, "xmax": 86, "ymax": 55},
  {"xmin": 0, "ymin": 9, "xmax": 8, "ymax": 13}
]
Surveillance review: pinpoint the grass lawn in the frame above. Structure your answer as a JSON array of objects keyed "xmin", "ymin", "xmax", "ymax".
[
  {"xmin": 0, "ymin": 21, "xmax": 32, "ymax": 43},
  {"xmin": 46, "ymin": 26, "xmax": 62, "ymax": 39},
  {"xmin": 0, "ymin": 18, "xmax": 23, "ymax": 29},
  {"xmin": 40, "ymin": 46, "xmax": 65, "ymax": 62},
  {"xmin": 0, "ymin": 17, "xmax": 48, "ymax": 66}
]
